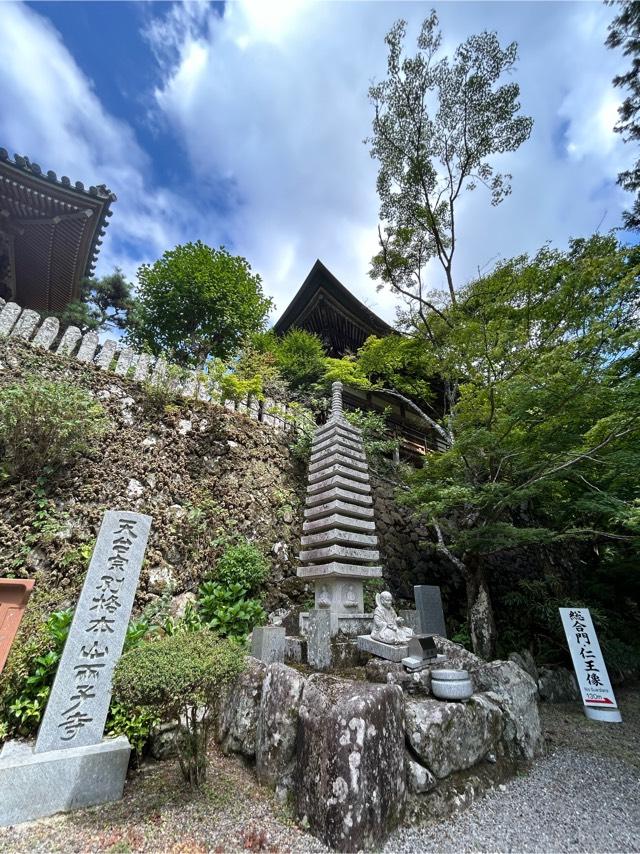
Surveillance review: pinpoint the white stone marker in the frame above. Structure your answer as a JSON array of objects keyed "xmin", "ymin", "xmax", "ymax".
[
  {"xmin": 559, "ymin": 607, "xmax": 622, "ymax": 723},
  {"xmin": 0, "ymin": 511, "xmax": 152, "ymax": 826},
  {"xmin": 36, "ymin": 510, "xmax": 152, "ymax": 752}
]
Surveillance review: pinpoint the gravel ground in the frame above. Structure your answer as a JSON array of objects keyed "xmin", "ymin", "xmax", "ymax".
[
  {"xmin": 0, "ymin": 688, "xmax": 637, "ymax": 853},
  {"xmin": 0, "ymin": 742, "xmax": 327, "ymax": 854},
  {"xmin": 385, "ymin": 687, "xmax": 640, "ymax": 854}
]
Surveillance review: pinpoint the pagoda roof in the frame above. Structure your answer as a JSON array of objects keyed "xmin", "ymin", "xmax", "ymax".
[
  {"xmin": 273, "ymin": 260, "xmax": 393, "ymax": 356},
  {"xmin": 0, "ymin": 147, "xmax": 116, "ymax": 312}
]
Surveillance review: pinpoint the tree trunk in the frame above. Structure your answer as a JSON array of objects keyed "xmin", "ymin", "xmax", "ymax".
[{"xmin": 465, "ymin": 557, "xmax": 497, "ymax": 660}]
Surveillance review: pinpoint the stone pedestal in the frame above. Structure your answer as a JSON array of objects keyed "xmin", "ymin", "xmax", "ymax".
[
  {"xmin": 357, "ymin": 634, "xmax": 410, "ymax": 663},
  {"xmin": 0, "ymin": 736, "xmax": 131, "ymax": 826}
]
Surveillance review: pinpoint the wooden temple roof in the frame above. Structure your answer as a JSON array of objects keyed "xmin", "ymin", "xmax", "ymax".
[
  {"xmin": 0, "ymin": 148, "xmax": 116, "ymax": 312},
  {"xmin": 273, "ymin": 259, "xmax": 393, "ymax": 357}
]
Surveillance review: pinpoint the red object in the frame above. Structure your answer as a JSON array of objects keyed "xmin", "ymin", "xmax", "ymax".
[
  {"xmin": 0, "ymin": 578, "xmax": 35, "ymax": 673},
  {"xmin": 586, "ymin": 697, "xmax": 614, "ymax": 705}
]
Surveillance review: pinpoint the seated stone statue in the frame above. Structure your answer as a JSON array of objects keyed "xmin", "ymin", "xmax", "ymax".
[{"xmin": 371, "ymin": 591, "xmax": 414, "ymax": 645}]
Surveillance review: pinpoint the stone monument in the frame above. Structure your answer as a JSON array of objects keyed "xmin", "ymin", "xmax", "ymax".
[
  {"xmin": 414, "ymin": 584, "xmax": 447, "ymax": 637},
  {"xmin": 0, "ymin": 510, "xmax": 152, "ymax": 826},
  {"xmin": 298, "ymin": 381, "xmax": 382, "ymax": 639},
  {"xmin": 0, "ymin": 578, "xmax": 34, "ymax": 674},
  {"xmin": 357, "ymin": 590, "xmax": 414, "ymax": 662}
]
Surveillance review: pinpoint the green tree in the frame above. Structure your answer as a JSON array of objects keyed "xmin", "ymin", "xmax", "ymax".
[
  {"xmin": 358, "ymin": 235, "xmax": 640, "ymax": 658},
  {"xmin": 274, "ymin": 328, "xmax": 326, "ymax": 390},
  {"xmin": 56, "ymin": 269, "xmax": 135, "ymax": 333},
  {"xmin": 607, "ymin": 0, "xmax": 640, "ymax": 230},
  {"xmin": 128, "ymin": 242, "xmax": 272, "ymax": 366},
  {"xmin": 368, "ymin": 11, "xmax": 533, "ymax": 308}
]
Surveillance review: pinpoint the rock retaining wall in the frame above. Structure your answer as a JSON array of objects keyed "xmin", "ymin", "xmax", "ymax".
[{"xmin": 217, "ymin": 637, "xmax": 543, "ymax": 851}]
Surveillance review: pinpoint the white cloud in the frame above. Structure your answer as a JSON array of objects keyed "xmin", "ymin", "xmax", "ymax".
[
  {"xmin": 148, "ymin": 0, "xmax": 632, "ymax": 322},
  {"xmin": 0, "ymin": 1, "xmax": 205, "ymax": 283},
  {"xmin": 0, "ymin": 0, "xmax": 632, "ymax": 329}
]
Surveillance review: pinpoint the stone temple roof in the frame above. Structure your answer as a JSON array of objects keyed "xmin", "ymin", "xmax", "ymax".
[{"xmin": 0, "ymin": 147, "xmax": 116, "ymax": 312}]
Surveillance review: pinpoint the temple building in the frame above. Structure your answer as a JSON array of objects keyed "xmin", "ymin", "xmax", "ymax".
[
  {"xmin": 0, "ymin": 148, "xmax": 116, "ymax": 312},
  {"xmin": 275, "ymin": 260, "xmax": 445, "ymax": 459}
]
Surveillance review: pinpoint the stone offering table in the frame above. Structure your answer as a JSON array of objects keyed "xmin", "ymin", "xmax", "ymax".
[{"xmin": 0, "ymin": 510, "xmax": 151, "ymax": 827}]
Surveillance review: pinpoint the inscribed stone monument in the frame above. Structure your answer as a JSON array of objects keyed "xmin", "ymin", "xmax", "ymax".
[
  {"xmin": 0, "ymin": 510, "xmax": 152, "ymax": 826},
  {"xmin": 36, "ymin": 510, "xmax": 152, "ymax": 752},
  {"xmin": 251, "ymin": 626, "xmax": 286, "ymax": 664},
  {"xmin": 415, "ymin": 585, "xmax": 447, "ymax": 637}
]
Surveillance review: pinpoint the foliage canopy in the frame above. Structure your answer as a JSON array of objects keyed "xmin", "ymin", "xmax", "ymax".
[
  {"xmin": 607, "ymin": 0, "xmax": 640, "ymax": 230},
  {"xmin": 128, "ymin": 242, "xmax": 272, "ymax": 366}
]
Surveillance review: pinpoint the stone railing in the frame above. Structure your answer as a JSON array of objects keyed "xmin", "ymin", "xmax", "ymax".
[{"xmin": 0, "ymin": 299, "xmax": 314, "ymax": 434}]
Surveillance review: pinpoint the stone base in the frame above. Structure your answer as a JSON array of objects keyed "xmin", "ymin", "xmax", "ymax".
[
  {"xmin": 357, "ymin": 634, "xmax": 409, "ymax": 663},
  {"xmin": 300, "ymin": 611, "xmax": 372, "ymax": 638},
  {"xmin": 0, "ymin": 736, "xmax": 131, "ymax": 826}
]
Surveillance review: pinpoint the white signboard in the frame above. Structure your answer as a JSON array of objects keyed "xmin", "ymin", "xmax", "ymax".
[{"xmin": 559, "ymin": 607, "xmax": 622, "ymax": 723}]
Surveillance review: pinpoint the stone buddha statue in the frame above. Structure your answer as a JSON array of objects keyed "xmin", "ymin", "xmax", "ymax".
[{"xmin": 371, "ymin": 591, "xmax": 414, "ymax": 645}]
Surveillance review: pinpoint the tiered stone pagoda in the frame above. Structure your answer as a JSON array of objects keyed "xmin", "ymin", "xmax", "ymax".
[{"xmin": 298, "ymin": 381, "xmax": 382, "ymax": 635}]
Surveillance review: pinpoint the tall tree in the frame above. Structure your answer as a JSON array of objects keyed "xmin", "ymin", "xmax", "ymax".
[
  {"xmin": 127, "ymin": 242, "xmax": 272, "ymax": 367},
  {"xmin": 365, "ymin": 12, "xmax": 533, "ymax": 654},
  {"xmin": 56, "ymin": 269, "xmax": 135, "ymax": 333},
  {"xmin": 606, "ymin": 0, "xmax": 640, "ymax": 230},
  {"xmin": 368, "ymin": 11, "xmax": 533, "ymax": 310},
  {"xmin": 357, "ymin": 235, "xmax": 640, "ymax": 658}
]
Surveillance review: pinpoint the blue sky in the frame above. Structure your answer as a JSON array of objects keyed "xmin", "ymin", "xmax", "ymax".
[{"xmin": 0, "ymin": 1, "xmax": 634, "ymax": 324}]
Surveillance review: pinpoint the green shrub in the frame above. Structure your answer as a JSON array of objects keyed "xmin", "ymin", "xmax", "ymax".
[
  {"xmin": 0, "ymin": 377, "xmax": 107, "ymax": 477},
  {"xmin": 2, "ymin": 609, "xmax": 71, "ymax": 738},
  {"xmin": 363, "ymin": 578, "xmax": 387, "ymax": 612},
  {"xmin": 106, "ymin": 701, "xmax": 160, "ymax": 759},
  {"xmin": 214, "ymin": 541, "xmax": 270, "ymax": 593},
  {"xmin": 274, "ymin": 329, "xmax": 326, "ymax": 390},
  {"xmin": 112, "ymin": 631, "xmax": 245, "ymax": 787},
  {"xmin": 197, "ymin": 581, "xmax": 266, "ymax": 642},
  {"xmin": 0, "ymin": 607, "xmax": 155, "ymax": 752}
]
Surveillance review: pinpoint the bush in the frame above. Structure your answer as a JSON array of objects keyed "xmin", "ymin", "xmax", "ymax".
[
  {"xmin": 197, "ymin": 581, "xmax": 266, "ymax": 642},
  {"xmin": 0, "ymin": 607, "xmax": 155, "ymax": 753},
  {"xmin": 0, "ymin": 377, "xmax": 107, "ymax": 478},
  {"xmin": 214, "ymin": 541, "xmax": 270, "ymax": 593},
  {"xmin": 2, "ymin": 608, "xmax": 71, "ymax": 737},
  {"xmin": 113, "ymin": 631, "xmax": 245, "ymax": 787}
]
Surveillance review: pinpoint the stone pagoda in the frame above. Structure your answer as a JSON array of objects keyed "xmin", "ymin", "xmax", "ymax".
[{"xmin": 298, "ymin": 381, "xmax": 382, "ymax": 636}]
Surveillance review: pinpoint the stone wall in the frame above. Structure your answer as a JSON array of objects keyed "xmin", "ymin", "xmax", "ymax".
[
  {"xmin": 0, "ymin": 337, "xmax": 307, "ymax": 617},
  {"xmin": 217, "ymin": 637, "xmax": 543, "ymax": 851},
  {"xmin": 0, "ymin": 299, "xmax": 313, "ymax": 433}
]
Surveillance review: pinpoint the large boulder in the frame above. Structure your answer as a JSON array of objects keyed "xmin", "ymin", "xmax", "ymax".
[
  {"xmin": 538, "ymin": 667, "xmax": 580, "ymax": 703},
  {"xmin": 217, "ymin": 656, "xmax": 267, "ymax": 757},
  {"xmin": 405, "ymin": 693, "xmax": 503, "ymax": 779},
  {"xmin": 256, "ymin": 663, "xmax": 306, "ymax": 787},
  {"xmin": 472, "ymin": 660, "xmax": 543, "ymax": 760},
  {"xmin": 509, "ymin": 650, "xmax": 539, "ymax": 682},
  {"xmin": 296, "ymin": 674, "xmax": 406, "ymax": 852}
]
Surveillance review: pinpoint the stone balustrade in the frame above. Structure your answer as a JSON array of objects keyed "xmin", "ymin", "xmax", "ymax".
[{"xmin": 0, "ymin": 299, "xmax": 313, "ymax": 435}]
